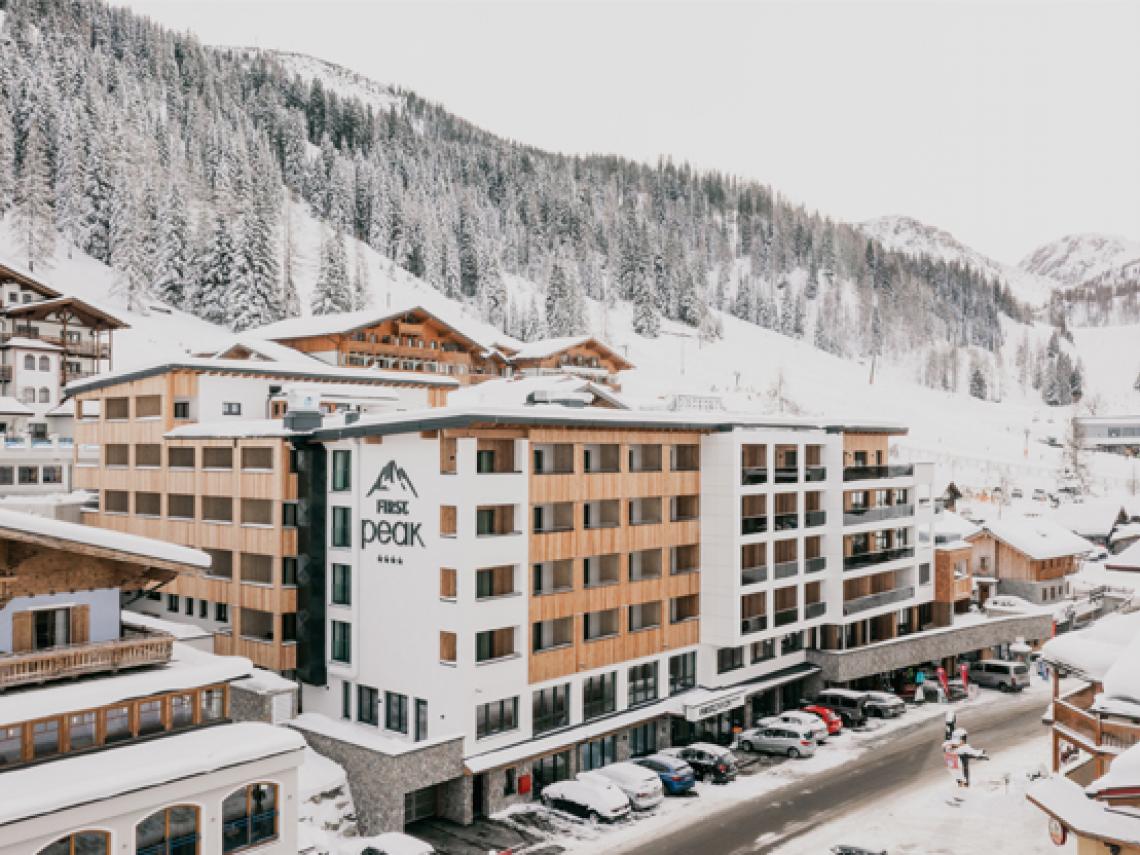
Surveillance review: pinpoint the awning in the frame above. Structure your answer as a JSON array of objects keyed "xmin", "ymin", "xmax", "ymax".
[{"xmin": 681, "ymin": 663, "xmax": 820, "ymax": 721}]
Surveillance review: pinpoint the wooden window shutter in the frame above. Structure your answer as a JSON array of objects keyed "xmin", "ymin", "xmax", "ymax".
[
  {"xmin": 70, "ymin": 605, "xmax": 90, "ymax": 645},
  {"xmin": 11, "ymin": 611, "xmax": 33, "ymax": 652}
]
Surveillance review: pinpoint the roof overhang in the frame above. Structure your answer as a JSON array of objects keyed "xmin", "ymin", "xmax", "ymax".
[{"xmin": 4, "ymin": 296, "xmax": 128, "ymax": 330}]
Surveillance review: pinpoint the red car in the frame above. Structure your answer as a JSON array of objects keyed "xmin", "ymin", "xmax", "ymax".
[{"xmin": 800, "ymin": 704, "xmax": 844, "ymax": 735}]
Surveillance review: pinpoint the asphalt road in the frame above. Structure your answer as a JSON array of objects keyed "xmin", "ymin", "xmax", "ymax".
[{"xmin": 615, "ymin": 691, "xmax": 1051, "ymax": 855}]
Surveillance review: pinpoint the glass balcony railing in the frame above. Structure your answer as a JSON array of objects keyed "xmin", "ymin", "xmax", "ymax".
[
  {"xmin": 842, "ymin": 504, "xmax": 915, "ymax": 526},
  {"xmin": 805, "ymin": 466, "xmax": 827, "ymax": 482},
  {"xmin": 805, "ymin": 601, "xmax": 826, "ymax": 619},
  {"xmin": 741, "ymin": 516, "xmax": 768, "ymax": 536},
  {"xmin": 741, "ymin": 467, "xmax": 768, "ymax": 485},
  {"xmin": 774, "ymin": 607, "xmax": 799, "ymax": 627},
  {"xmin": 843, "ymin": 586, "xmax": 916, "ymax": 616},
  {"xmin": 740, "ymin": 614, "xmax": 768, "ymax": 635},
  {"xmin": 804, "ymin": 556, "xmax": 826, "ymax": 574},
  {"xmin": 773, "ymin": 559, "xmax": 798, "ymax": 580},
  {"xmin": 741, "ymin": 565, "xmax": 767, "ymax": 585},
  {"xmin": 842, "ymin": 464, "xmax": 915, "ymax": 482},
  {"xmin": 843, "ymin": 546, "xmax": 915, "ymax": 571},
  {"xmin": 773, "ymin": 467, "xmax": 799, "ymax": 484},
  {"xmin": 805, "ymin": 510, "xmax": 826, "ymax": 527},
  {"xmin": 773, "ymin": 513, "xmax": 798, "ymax": 532}
]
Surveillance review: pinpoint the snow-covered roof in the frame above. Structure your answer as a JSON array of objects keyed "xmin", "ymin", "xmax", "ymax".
[
  {"xmin": 0, "ymin": 336, "xmax": 61, "ymax": 351},
  {"xmin": 232, "ymin": 667, "xmax": 299, "ymax": 696},
  {"xmin": 1041, "ymin": 609, "xmax": 1140, "ymax": 681},
  {"xmin": 0, "ymin": 642, "xmax": 252, "ymax": 727},
  {"xmin": 1106, "ymin": 539, "xmax": 1140, "ymax": 571},
  {"xmin": 0, "ymin": 396, "xmax": 34, "ymax": 416},
  {"xmin": 1028, "ymin": 775, "xmax": 1140, "ymax": 847},
  {"xmin": 44, "ymin": 398, "xmax": 74, "ymax": 417},
  {"xmin": 509, "ymin": 335, "xmax": 632, "ymax": 368},
  {"xmin": 445, "ymin": 375, "xmax": 628, "ymax": 409},
  {"xmin": 0, "ymin": 507, "xmax": 209, "ymax": 568},
  {"xmin": 934, "ymin": 509, "xmax": 980, "ymax": 547},
  {"xmin": 1110, "ymin": 522, "xmax": 1140, "ymax": 545},
  {"xmin": 65, "ymin": 356, "xmax": 459, "ymax": 395},
  {"xmin": 971, "ymin": 515, "xmax": 1094, "ymax": 561},
  {"xmin": 0, "ymin": 722, "xmax": 303, "ymax": 824},
  {"xmin": 206, "ymin": 334, "xmax": 322, "ymax": 364},
  {"xmin": 289, "ymin": 712, "xmax": 461, "ymax": 757},
  {"xmin": 1088, "ymin": 742, "xmax": 1140, "ymax": 795},
  {"xmin": 1048, "ymin": 500, "xmax": 1127, "ymax": 538},
  {"xmin": 166, "ymin": 419, "xmax": 298, "ymax": 440},
  {"xmin": 121, "ymin": 610, "xmax": 213, "ymax": 641}
]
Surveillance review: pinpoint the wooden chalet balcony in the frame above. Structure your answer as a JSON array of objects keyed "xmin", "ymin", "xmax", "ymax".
[
  {"xmin": 1053, "ymin": 684, "xmax": 1140, "ymax": 767},
  {"xmin": 0, "ymin": 629, "xmax": 173, "ymax": 690}
]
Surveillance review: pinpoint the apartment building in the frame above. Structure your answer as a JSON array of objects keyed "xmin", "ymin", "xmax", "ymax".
[
  {"xmin": 0, "ymin": 508, "xmax": 304, "ymax": 855},
  {"xmin": 67, "ymin": 357, "xmax": 456, "ymax": 673}
]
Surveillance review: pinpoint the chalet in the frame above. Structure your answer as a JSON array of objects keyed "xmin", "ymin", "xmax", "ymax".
[
  {"xmin": 497, "ymin": 335, "xmax": 635, "ymax": 387},
  {"xmin": 0, "ymin": 508, "xmax": 304, "ymax": 854},
  {"xmin": 1048, "ymin": 500, "xmax": 1129, "ymax": 548},
  {"xmin": 1106, "ymin": 539, "xmax": 1140, "ymax": 572},
  {"xmin": 965, "ymin": 515, "xmax": 1093, "ymax": 605}
]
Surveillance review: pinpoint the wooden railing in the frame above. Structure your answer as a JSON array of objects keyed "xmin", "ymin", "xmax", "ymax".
[
  {"xmin": 0, "ymin": 630, "xmax": 173, "ymax": 690},
  {"xmin": 1054, "ymin": 693, "xmax": 1140, "ymax": 757}
]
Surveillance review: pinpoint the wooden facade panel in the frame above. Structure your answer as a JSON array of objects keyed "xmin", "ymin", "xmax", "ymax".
[{"xmin": 531, "ymin": 470, "xmax": 700, "ymax": 502}]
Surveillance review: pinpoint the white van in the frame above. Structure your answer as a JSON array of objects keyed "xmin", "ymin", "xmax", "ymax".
[{"xmin": 969, "ymin": 659, "xmax": 1030, "ymax": 692}]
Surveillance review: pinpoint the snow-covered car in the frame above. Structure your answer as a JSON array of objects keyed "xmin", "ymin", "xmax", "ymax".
[
  {"xmin": 736, "ymin": 722, "xmax": 817, "ymax": 758},
  {"xmin": 355, "ymin": 832, "xmax": 436, "ymax": 855},
  {"xmin": 542, "ymin": 777, "xmax": 631, "ymax": 821},
  {"xmin": 985, "ymin": 594, "xmax": 1038, "ymax": 615},
  {"xmin": 582, "ymin": 763, "xmax": 664, "ymax": 809},
  {"xmin": 757, "ymin": 710, "xmax": 828, "ymax": 742},
  {"xmin": 862, "ymin": 690, "xmax": 906, "ymax": 718},
  {"xmin": 661, "ymin": 742, "xmax": 738, "ymax": 782}
]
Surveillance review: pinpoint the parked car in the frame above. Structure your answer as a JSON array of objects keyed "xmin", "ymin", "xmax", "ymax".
[
  {"xmin": 541, "ymin": 777, "xmax": 631, "ymax": 822},
  {"xmin": 757, "ymin": 710, "xmax": 828, "ymax": 742},
  {"xmin": 1011, "ymin": 487, "xmax": 1024, "ymax": 499},
  {"xmin": 584, "ymin": 764, "xmax": 664, "ymax": 810},
  {"xmin": 661, "ymin": 743, "xmax": 738, "ymax": 783},
  {"xmin": 801, "ymin": 704, "xmax": 844, "ymax": 735},
  {"xmin": 862, "ymin": 690, "xmax": 906, "ymax": 718},
  {"xmin": 812, "ymin": 688, "xmax": 869, "ymax": 727},
  {"xmin": 737, "ymin": 723, "xmax": 818, "ymax": 758},
  {"xmin": 1032, "ymin": 488, "xmax": 1047, "ymax": 501},
  {"xmin": 357, "ymin": 833, "xmax": 435, "ymax": 855},
  {"xmin": 969, "ymin": 659, "xmax": 1030, "ymax": 692},
  {"xmin": 634, "ymin": 753, "xmax": 697, "ymax": 795}
]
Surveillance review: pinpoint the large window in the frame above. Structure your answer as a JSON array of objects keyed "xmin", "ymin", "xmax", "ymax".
[
  {"xmin": 717, "ymin": 646, "xmax": 744, "ymax": 674},
  {"xmin": 33, "ymin": 608, "xmax": 70, "ymax": 650},
  {"xmin": 222, "ymin": 783, "xmax": 278, "ymax": 852},
  {"xmin": 476, "ymin": 696, "xmax": 519, "ymax": 739},
  {"xmin": 331, "ymin": 564, "xmax": 351, "ymax": 605},
  {"xmin": 357, "ymin": 685, "xmax": 378, "ymax": 726},
  {"xmin": 532, "ymin": 750, "xmax": 570, "ymax": 794},
  {"xmin": 331, "ymin": 507, "xmax": 351, "ymax": 547},
  {"xmin": 332, "ymin": 449, "xmax": 351, "ymax": 491},
  {"xmin": 628, "ymin": 662, "xmax": 659, "ymax": 707},
  {"xmin": 532, "ymin": 684, "xmax": 570, "ymax": 735},
  {"xmin": 331, "ymin": 621, "xmax": 351, "ymax": 663},
  {"xmin": 669, "ymin": 651, "xmax": 696, "ymax": 694},
  {"xmin": 135, "ymin": 805, "xmax": 199, "ymax": 855},
  {"xmin": 582, "ymin": 672, "xmax": 616, "ymax": 721},
  {"xmin": 629, "ymin": 722, "xmax": 658, "ymax": 757},
  {"xmin": 578, "ymin": 735, "xmax": 616, "ymax": 771},
  {"xmin": 385, "ymin": 691, "xmax": 408, "ymax": 733},
  {"xmin": 36, "ymin": 831, "xmax": 110, "ymax": 855}
]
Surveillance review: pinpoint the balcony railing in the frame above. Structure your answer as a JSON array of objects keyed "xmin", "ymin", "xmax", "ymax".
[
  {"xmin": 0, "ymin": 630, "xmax": 173, "ymax": 690},
  {"xmin": 774, "ymin": 607, "xmax": 799, "ymax": 627},
  {"xmin": 843, "ymin": 546, "xmax": 915, "ymax": 571},
  {"xmin": 843, "ymin": 586, "xmax": 915, "ymax": 616},
  {"xmin": 741, "ymin": 516, "xmax": 767, "ymax": 536},
  {"xmin": 805, "ymin": 510, "xmax": 826, "ymax": 527},
  {"xmin": 773, "ymin": 467, "xmax": 798, "ymax": 484},
  {"xmin": 773, "ymin": 559, "xmax": 798, "ymax": 580},
  {"xmin": 773, "ymin": 513, "xmax": 798, "ymax": 532},
  {"xmin": 805, "ymin": 556, "xmax": 826, "ymax": 574},
  {"xmin": 741, "ymin": 467, "xmax": 768, "ymax": 485},
  {"xmin": 805, "ymin": 601, "xmax": 826, "ymax": 619},
  {"xmin": 741, "ymin": 614, "xmax": 768, "ymax": 635},
  {"xmin": 741, "ymin": 565, "xmax": 767, "ymax": 585},
  {"xmin": 805, "ymin": 466, "xmax": 827, "ymax": 482},
  {"xmin": 843, "ymin": 504, "xmax": 915, "ymax": 526},
  {"xmin": 842, "ymin": 464, "xmax": 915, "ymax": 482}
]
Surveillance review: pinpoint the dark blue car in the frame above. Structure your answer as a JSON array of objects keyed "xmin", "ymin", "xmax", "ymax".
[{"xmin": 634, "ymin": 753, "xmax": 697, "ymax": 795}]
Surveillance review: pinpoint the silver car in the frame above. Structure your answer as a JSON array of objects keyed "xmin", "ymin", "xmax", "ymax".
[
  {"xmin": 969, "ymin": 659, "xmax": 1030, "ymax": 692},
  {"xmin": 737, "ymin": 723, "xmax": 818, "ymax": 758}
]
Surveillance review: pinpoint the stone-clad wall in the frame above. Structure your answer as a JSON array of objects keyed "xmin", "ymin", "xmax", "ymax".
[
  {"xmin": 806, "ymin": 614, "xmax": 1053, "ymax": 683},
  {"xmin": 289, "ymin": 723, "xmax": 466, "ymax": 834}
]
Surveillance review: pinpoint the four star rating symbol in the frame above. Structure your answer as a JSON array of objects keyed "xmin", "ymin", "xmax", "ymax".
[{"xmin": 378, "ymin": 555, "xmax": 405, "ymax": 565}]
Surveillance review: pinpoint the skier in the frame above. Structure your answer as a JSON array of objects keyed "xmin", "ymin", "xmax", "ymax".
[
  {"xmin": 944, "ymin": 710, "xmax": 957, "ymax": 742},
  {"xmin": 943, "ymin": 728, "xmax": 988, "ymax": 803}
]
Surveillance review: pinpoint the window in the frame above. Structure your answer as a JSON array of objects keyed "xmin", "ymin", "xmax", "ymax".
[
  {"xmin": 385, "ymin": 691, "xmax": 408, "ymax": 733},
  {"xmin": 104, "ymin": 705, "xmax": 131, "ymax": 743},
  {"xmin": 717, "ymin": 646, "xmax": 744, "ymax": 674},
  {"xmin": 215, "ymin": 603, "xmax": 229, "ymax": 622},
  {"xmin": 168, "ymin": 446, "xmax": 195, "ymax": 468},
  {"xmin": 135, "ymin": 444, "xmax": 161, "ymax": 467},
  {"xmin": 341, "ymin": 681, "xmax": 352, "ymax": 719},
  {"xmin": 751, "ymin": 639, "xmax": 775, "ymax": 663},
  {"xmin": 173, "ymin": 400, "xmax": 190, "ymax": 419},
  {"xmin": 332, "ymin": 449, "xmax": 351, "ymax": 491},
  {"xmin": 135, "ymin": 396, "xmax": 161, "ymax": 418},
  {"xmin": 282, "ymin": 502, "xmax": 298, "ymax": 528},
  {"xmin": 168, "ymin": 494, "xmax": 195, "ymax": 520},
  {"xmin": 781, "ymin": 631, "xmax": 804, "ymax": 655},
  {"xmin": 578, "ymin": 735, "xmax": 616, "ymax": 771},
  {"xmin": 332, "ymin": 564, "xmax": 351, "ymax": 605},
  {"xmin": 36, "ymin": 355, "xmax": 48, "ymax": 372},
  {"xmin": 669, "ymin": 651, "xmax": 696, "ymax": 694},
  {"xmin": 184, "ymin": 597, "xmax": 194, "ymax": 616},
  {"xmin": 0, "ymin": 725, "xmax": 21, "ymax": 764},
  {"xmin": 476, "ymin": 696, "xmax": 518, "ymax": 739},
  {"xmin": 67, "ymin": 712, "xmax": 97, "ymax": 752},
  {"xmin": 332, "ymin": 507, "xmax": 351, "ymax": 547},
  {"xmin": 282, "ymin": 613, "xmax": 296, "ymax": 642},
  {"xmin": 37, "ymin": 386, "xmax": 49, "ymax": 404},
  {"xmin": 532, "ymin": 684, "xmax": 570, "ymax": 735},
  {"xmin": 628, "ymin": 662, "xmax": 659, "ymax": 706},
  {"xmin": 202, "ymin": 446, "xmax": 233, "ymax": 469},
  {"xmin": 23, "ymin": 354, "xmax": 34, "ymax": 370},
  {"xmin": 282, "ymin": 556, "xmax": 298, "ymax": 586},
  {"xmin": 476, "ymin": 508, "xmax": 495, "ymax": 536},
  {"xmin": 138, "ymin": 699, "xmax": 164, "ymax": 735},
  {"xmin": 222, "ymin": 783, "xmax": 278, "ymax": 852},
  {"xmin": 533, "ymin": 751, "xmax": 570, "ymax": 794},
  {"xmin": 166, "ymin": 594, "xmax": 180, "ymax": 612},
  {"xmin": 32, "ymin": 608, "xmax": 71, "ymax": 650},
  {"xmin": 202, "ymin": 496, "xmax": 233, "ymax": 523},
  {"xmin": 136, "ymin": 806, "xmax": 200, "ymax": 855},
  {"xmin": 629, "ymin": 722, "xmax": 658, "ymax": 757},
  {"xmin": 241, "ymin": 447, "xmax": 273, "ymax": 470},
  {"xmin": 20, "ymin": 387, "xmax": 34, "ymax": 404},
  {"xmin": 201, "ymin": 688, "xmax": 225, "ymax": 721},
  {"xmin": 204, "ymin": 548, "xmax": 233, "ymax": 579},
  {"xmin": 241, "ymin": 498, "xmax": 273, "ymax": 526},
  {"xmin": 32, "ymin": 719, "xmax": 60, "ymax": 758},
  {"xmin": 357, "ymin": 686, "xmax": 379, "ymax": 725},
  {"xmin": 135, "ymin": 492, "xmax": 161, "ymax": 517},
  {"xmin": 0, "ymin": 467, "xmax": 11, "ymax": 485},
  {"xmin": 223, "ymin": 402, "xmax": 242, "ymax": 416},
  {"xmin": 504, "ymin": 768, "xmax": 517, "ymax": 796},
  {"xmin": 36, "ymin": 831, "xmax": 110, "ymax": 855},
  {"xmin": 415, "ymin": 698, "xmax": 428, "ymax": 741},
  {"xmin": 476, "ymin": 449, "xmax": 496, "ymax": 473},
  {"xmin": 17, "ymin": 465, "xmax": 38, "ymax": 485},
  {"xmin": 582, "ymin": 672, "xmax": 616, "ymax": 720},
  {"xmin": 198, "ymin": 600, "xmax": 208, "ymax": 619},
  {"xmin": 331, "ymin": 620, "xmax": 351, "ymax": 663},
  {"xmin": 104, "ymin": 490, "xmax": 128, "ymax": 513},
  {"xmin": 40, "ymin": 465, "xmax": 61, "ymax": 485}
]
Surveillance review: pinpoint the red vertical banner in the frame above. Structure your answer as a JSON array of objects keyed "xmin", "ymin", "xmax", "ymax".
[
  {"xmin": 937, "ymin": 666, "xmax": 950, "ymax": 698},
  {"xmin": 959, "ymin": 663, "xmax": 969, "ymax": 691}
]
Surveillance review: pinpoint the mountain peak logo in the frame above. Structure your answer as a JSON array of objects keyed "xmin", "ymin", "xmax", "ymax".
[{"xmin": 366, "ymin": 460, "xmax": 419, "ymax": 498}]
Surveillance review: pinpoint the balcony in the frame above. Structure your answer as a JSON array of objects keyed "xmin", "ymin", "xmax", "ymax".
[
  {"xmin": 843, "ymin": 504, "xmax": 915, "ymax": 526},
  {"xmin": 773, "ymin": 467, "xmax": 798, "ymax": 484},
  {"xmin": 843, "ymin": 546, "xmax": 915, "ymax": 571},
  {"xmin": 805, "ymin": 556, "xmax": 826, "ymax": 574},
  {"xmin": 741, "ymin": 565, "xmax": 767, "ymax": 586},
  {"xmin": 805, "ymin": 466, "xmax": 827, "ymax": 482},
  {"xmin": 773, "ymin": 559, "xmax": 798, "ymax": 580},
  {"xmin": 842, "ymin": 464, "xmax": 914, "ymax": 482},
  {"xmin": 843, "ymin": 585, "xmax": 915, "ymax": 616},
  {"xmin": 741, "ymin": 516, "xmax": 767, "ymax": 536},
  {"xmin": 741, "ymin": 614, "xmax": 768, "ymax": 635},
  {"xmin": 741, "ymin": 467, "xmax": 768, "ymax": 486},
  {"xmin": 0, "ymin": 630, "xmax": 173, "ymax": 690},
  {"xmin": 774, "ymin": 607, "xmax": 799, "ymax": 627},
  {"xmin": 773, "ymin": 513, "xmax": 798, "ymax": 532},
  {"xmin": 805, "ymin": 510, "xmax": 826, "ymax": 528},
  {"xmin": 805, "ymin": 601, "xmax": 826, "ymax": 619}
]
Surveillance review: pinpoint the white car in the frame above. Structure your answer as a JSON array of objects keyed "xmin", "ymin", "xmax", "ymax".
[
  {"xmin": 582, "ymin": 764, "xmax": 664, "ymax": 810},
  {"xmin": 542, "ymin": 776, "xmax": 631, "ymax": 821},
  {"xmin": 757, "ymin": 711, "xmax": 828, "ymax": 742},
  {"xmin": 736, "ymin": 722, "xmax": 818, "ymax": 758}
]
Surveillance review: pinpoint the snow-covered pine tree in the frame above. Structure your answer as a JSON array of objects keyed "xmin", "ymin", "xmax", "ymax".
[
  {"xmin": 544, "ymin": 260, "xmax": 577, "ymax": 337},
  {"xmin": 53, "ymin": 107, "xmax": 84, "ymax": 255},
  {"xmin": 12, "ymin": 118, "xmax": 56, "ymax": 272},
  {"xmin": 194, "ymin": 210, "xmax": 238, "ymax": 326},
  {"xmin": 0, "ymin": 107, "xmax": 13, "ymax": 216},
  {"xmin": 631, "ymin": 273, "xmax": 661, "ymax": 338},
  {"xmin": 311, "ymin": 229, "xmax": 353, "ymax": 315},
  {"xmin": 520, "ymin": 295, "xmax": 546, "ymax": 341},
  {"xmin": 152, "ymin": 182, "xmax": 191, "ymax": 309},
  {"xmin": 281, "ymin": 192, "xmax": 301, "ymax": 318},
  {"xmin": 351, "ymin": 241, "xmax": 371, "ymax": 311},
  {"xmin": 969, "ymin": 364, "xmax": 987, "ymax": 400},
  {"xmin": 107, "ymin": 174, "xmax": 148, "ymax": 311}
]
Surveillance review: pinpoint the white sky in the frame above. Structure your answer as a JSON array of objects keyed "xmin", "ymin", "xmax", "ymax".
[{"xmin": 111, "ymin": 0, "xmax": 1140, "ymax": 265}]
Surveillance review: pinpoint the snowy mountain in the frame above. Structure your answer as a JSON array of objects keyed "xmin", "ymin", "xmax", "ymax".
[
  {"xmin": 1019, "ymin": 233, "xmax": 1140, "ymax": 289},
  {"xmin": 859, "ymin": 216, "xmax": 1057, "ymax": 308}
]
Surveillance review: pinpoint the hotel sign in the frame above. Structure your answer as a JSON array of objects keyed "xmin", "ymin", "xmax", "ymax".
[
  {"xmin": 684, "ymin": 688, "xmax": 747, "ymax": 721},
  {"xmin": 360, "ymin": 460, "xmax": 425, "ymax": 549}
]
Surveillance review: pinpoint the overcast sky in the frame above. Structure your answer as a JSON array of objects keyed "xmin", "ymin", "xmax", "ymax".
[{"xmin": 112, "ymin": 0, "xmax": 1140, "ymax": 265}]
